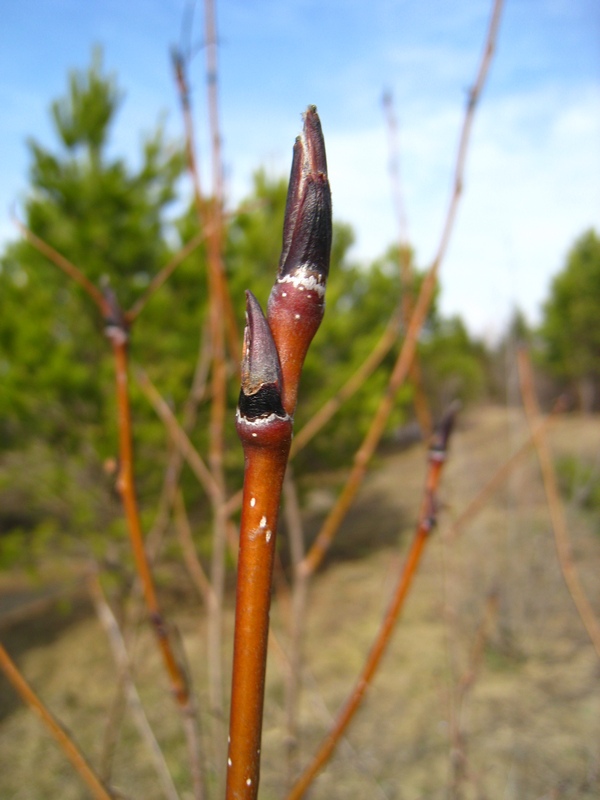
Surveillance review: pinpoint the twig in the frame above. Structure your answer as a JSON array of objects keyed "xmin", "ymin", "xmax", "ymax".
[
  {"xmin": 290, "ymin": 307, "xmax": 402, "ymax": 457},
  {"xmin": 87, "ymin": 573, "xmax": 182, "ymax": 800},
  {"xmin": 0, "ymin": 578, "xmax": 89, "ymax": 630},
  {"xmin": 144, "ymin": 316, "xmax": 212, "ymax": 562},
  {"xmin": 200, "ymin": 1, "xmax": 233, "ymax": 763},
  {"xmin": 105, "ymin": 306, "xmax": 205, "ymax": 800},
  {"xmin": 126, "ymin": 229, "xmax": 208, "ymax": 322},
  {"xmin": 107, "ymin": 322, "xmax": 190, "ymax": 707},
  {"xmin": 517, "ymin": 348, "xmax": 600, "ymax": 661},
  {"xmin": 282, "ymin": 468, "xmax": 308, "ymax": 783},
  {"xmin": 448, "ymin": 590, "xmax": 499, "ymax": 799},
  {"xmin": 174, "ymin": 488, "xmax": 214, "ymax": 608},
  {"xmin": 287, "ymin": 403, "xmax": 459, "ymax": 799},
  {"xmin": 16, "ymin": 148, "xmax": 206, "ymax": 797},
  {"xmin": 300, "ymin": 0, "xmax": 505, "ymax": 577},
  {"xmin": 0, "ymin": 640, "xmax": 114, "ymax": 800},
  {"xmin": 432, "ymin": 0, "xmax": 504, "ymax": 273},
  {"xmin": 12, "ymin": 215, "xmax": 107, "ymax": 314},
  {"xmin": 136, "ymin": 367, "xmax": 221, "ymax": 505},
  {"xmin": 382, "ymin": 90, "xmax": 432, "ymax": 439},
  {"xmin": 443, "ymin": 397, "xmax": 566, "ymax": 543}
]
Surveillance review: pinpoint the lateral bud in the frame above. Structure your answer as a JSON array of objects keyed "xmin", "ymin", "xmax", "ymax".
[
  {"xmin": 102, "ymin": 283, "xmax": 129, "ymax": 345},
  {"xmin": 238, "ymin": 291, "xmax": 287, "ymax": 421}
]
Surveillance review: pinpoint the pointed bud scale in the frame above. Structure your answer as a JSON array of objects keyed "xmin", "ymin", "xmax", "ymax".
[
  {"xmin": 268, "ymin": 106, "xmax": 332, "ymax": 415},
  {"xmin": 102, "ymin": 284, "xmax": 129, "ymax": 345},
  {"xmin": 238, "ymin": 291, "xmax": 287, "ymax": 422}
]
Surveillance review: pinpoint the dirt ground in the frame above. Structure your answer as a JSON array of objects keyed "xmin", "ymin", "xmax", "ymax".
[{"xmin": 0, "ymin": 405, "xmax": 599, "ymax": 799}]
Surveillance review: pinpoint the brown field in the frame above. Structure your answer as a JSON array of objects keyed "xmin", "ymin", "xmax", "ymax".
[{"xmin": 1, "ymin": 405, "xmax": 599, "ymax": 799}]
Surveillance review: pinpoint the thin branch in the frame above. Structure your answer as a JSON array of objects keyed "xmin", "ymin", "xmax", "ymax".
[
  {"xmin": 382, "ymin": 89, "xmax": 433, "ymax": 439},
  {"xmin": 126, "ymin": 229, "xmax": 207, "ymax": 322},
  {"xmin": 443, "ymin": 397, "xmax": 566, "ymax": 543},
  {"xmin": 174, "ymin": 488, "xmax": 214, "ymax": 608},
  {"xmin": 107, "ymin": 326, "xmax": 205, "ymax": 800},
  {"xmin": 300, "ymin": 0, "xmax": 505, "ymax": 577},
  {"xmin": 136, "ymin": 367, "xmax": 221, "ymax": 505},
  {"xmin": 291, "ymin": 307, "xmax": 402, "ymax": 458},
  {"xmin": 0, "ymin": 640, "xmax": 114, "ymax": 800},
  {"xmin": 201, "ymin": 2, "xmax": 232, "ymax": 764},
  {"xmin": 87, "ymin": 573, "xmax": 182, "ymax": 800},
  {"xmin": 282, "ymin": 468, "xmax": 309, "ymax": 785},
  {"xmin": 517, "ymin": 348, "xmax": 600, "ymax": 661},
  {"xmin": 13, "ymin": 215, "xmax": 107, "ymax": 314},
  {"xmin": 109, "ymin": 334, "xmax": 190, "ymax": 707},
  {"xmin": 0, "ymin": 578, "xmax": 88, "ymax": 630},
  {"xmin": 448, "ymin": 591, "xmax": 499, "ymax": 800},
  {"xmin": 144, "ymin": 316, "xmax": 212, "ymax": 562},
  {"xmin": 288, "ymin": 404, "xmax": 458, "ymax": 799},
  {"xmin": 431, "ymin": 0, "xmax": 504, "ymax": 273}
]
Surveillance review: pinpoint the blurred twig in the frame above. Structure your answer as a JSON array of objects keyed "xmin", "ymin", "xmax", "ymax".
[
  {"xmin": 87, "ymin": 572, "xmax": 182, "ymax": 800},
  {"xmin": 300, "ymin": 0, "xmax": 504, "ymax": 577},
  {"xmin": 136, "ymin": 368, "xmax": 220, "ymax": 505},
  {"xmin": 443, "ymin": 396, "xmax": 566, "ymax": 543},
  {"xmin": 17, "ymin": 220, "xmax": 205, "ymax": 797},
  {"xmin": 517, "ymin": 347, "xmax": 600, "ymax": 661},
  {"xmin": 448, "ymin": 590, "xmax": 499, "ymax": 800},
  {"xmin": 288, "ymin": 404, "xmax": 459, "ymax": 798},
  {"xmin": 126, "ymin": 229, "xmax": 208, "ymax": 322},
  {"xmin": 0, "ymin": 640, "xmax": 114, "ymax": 800},
  {"xmin": 282, "ymin": 467, "xmax": 308, "ymax": 784},
  {"xmin": 382, "ymin": 89, "xmax": 433, "ymax": 439},
  {"xmin": 12, "ymin": 215, "xmax": 107, "ymax": 313}
]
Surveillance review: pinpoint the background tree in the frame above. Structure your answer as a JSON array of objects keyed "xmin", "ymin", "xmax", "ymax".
[
  {"xmin": 540, "ymin": 229, "xmax": 600, "ymax": 411},
  {"xmin": 0, "ymin": 51, "xmax": 185, "ymax": 561},
  {"xmin": 0, "ymin": 50, "xmax": 492, "ymax": 571}
]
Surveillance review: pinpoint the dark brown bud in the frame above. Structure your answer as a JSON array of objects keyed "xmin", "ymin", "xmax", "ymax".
[
  {"xmin": 267, "ymin": 107, "xmax": 333, "ymax": 416},
  {"xmin": 238, "ymin": 291, "xmax": 286, "ymax": 421},
  {"xmin": 278, "ymin": 106, "xmax": 332, "ymax": 282},
  {"xmin": 102, "ymin": 283, "xmax": 129, "ymax": 345},
  {"xmin": 429, "ymin": 400, "xmax": 461, "ymax": 459}
]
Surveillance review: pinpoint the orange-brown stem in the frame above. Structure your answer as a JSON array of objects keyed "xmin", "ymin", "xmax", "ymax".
[
  {"xmin": 226, "ymin": 414, "xmax": 292, "ymax": 799},
  {"xmin": 517, "ymin": 348, "xmax": 600, "ymax": 661},
  {"xmin": 227, "ymin": 108, "xmax": 331, "ymax": 797},
  {"xmin": 382, "ymin": 91, "xmax": 432, "ymax": 440},
  {"xmin": 299, "ymin": 0, "xmax": 504, "ymax": 576},
  {"xmin": 300, "ymin": 263, "xmax": 438, "ymax": 577},
  {"xmin": 290, "ymin": 307, "xmax": 402, "ymax": 457},
  {"xmin": 0, "ymin": 641, "xmax": 113, "ymax": 800},
  {"xmin": 14, "ymin": 216, "xmax": 108, "ymax": 314},
  {"xmin": 111, "ymin": 337, "xmax": 190, "ymax": 709},
  {"xmin": 288, "ymin": 409, "xmax": 456, "ymax": 798}
]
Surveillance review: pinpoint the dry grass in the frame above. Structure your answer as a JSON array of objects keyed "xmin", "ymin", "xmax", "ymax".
[{"xmin": 1, "ymin": 405, "xmax": 599, "ymax": 799}]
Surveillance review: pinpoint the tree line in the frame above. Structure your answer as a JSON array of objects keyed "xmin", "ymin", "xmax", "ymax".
[{"xmin": 0, "ymin": 54, "xmax": 598, "ymax": 566}]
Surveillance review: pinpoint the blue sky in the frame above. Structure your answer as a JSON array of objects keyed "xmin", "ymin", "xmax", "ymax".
[{"xmin": 1, "ymin": 0, "xmax": 599, "ymax": 338}]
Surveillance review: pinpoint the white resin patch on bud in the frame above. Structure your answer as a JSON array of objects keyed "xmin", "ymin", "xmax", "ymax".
[{"xmin": 277, "ymin": 265, "xmax": 326, "ymax": 297}]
